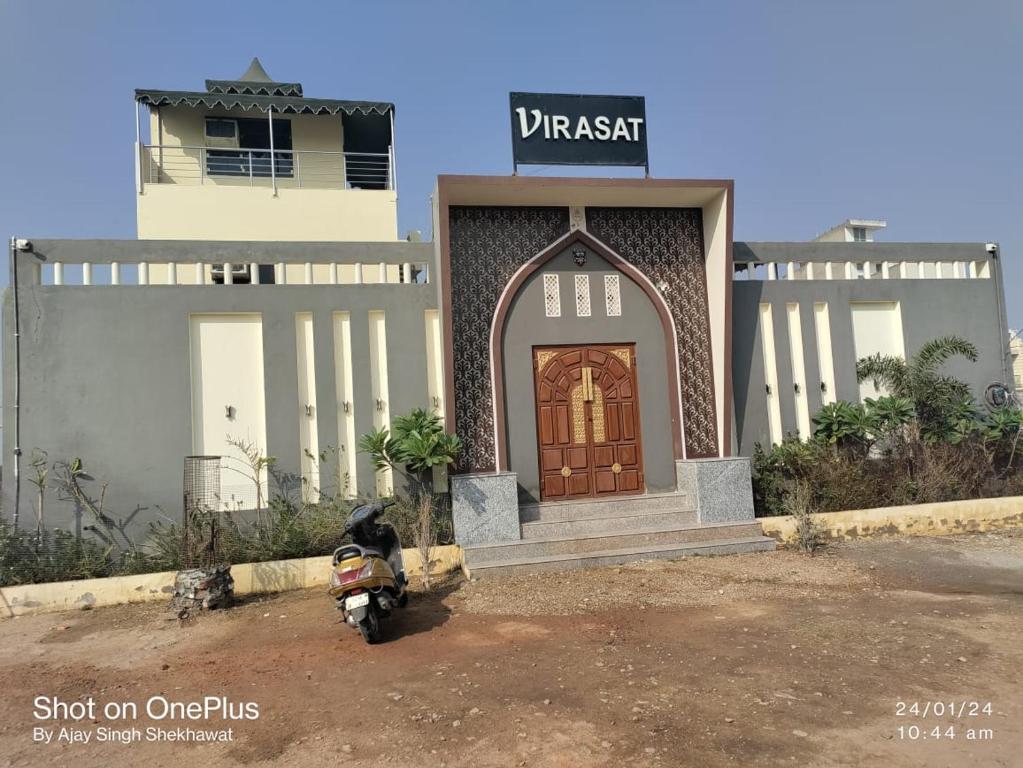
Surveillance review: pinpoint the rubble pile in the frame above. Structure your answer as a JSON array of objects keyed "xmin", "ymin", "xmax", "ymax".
[{"xmin": 172, "ymin": 565, "xmax": 234, "ymax": 613}]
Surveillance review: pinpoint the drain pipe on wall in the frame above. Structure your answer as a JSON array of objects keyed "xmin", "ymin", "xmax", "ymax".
[{"xmin": 9, "ymin": 236, "xmax": 30, "ymax": 529}]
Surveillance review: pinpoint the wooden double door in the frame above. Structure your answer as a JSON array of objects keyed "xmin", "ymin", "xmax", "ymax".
[{"xmin": 534, "ymin": 344, "xmax": 645, "ymax": 500}]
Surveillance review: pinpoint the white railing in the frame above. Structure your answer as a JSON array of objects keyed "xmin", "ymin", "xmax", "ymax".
[
  {"xmin": 732, "ymin": 259, "xmax": 992, "ymax": 282},
  {"xmin": 36, "ymin": 261, "xmax": 430, "ymax": 287},
  {"xmin": 141, "ymin": 144, "xmax": 393, "ymax": 191}
]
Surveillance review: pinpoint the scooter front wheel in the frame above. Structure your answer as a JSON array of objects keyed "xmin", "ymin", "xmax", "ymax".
[{"xmin": 358, "ymin": 604, "xmax": 381, "ymax": 644}]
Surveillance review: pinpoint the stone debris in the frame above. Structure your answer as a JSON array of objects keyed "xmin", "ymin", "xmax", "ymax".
[{"xmin": 171, "ymin": 566, "xmax": 234, "ymax": 614}]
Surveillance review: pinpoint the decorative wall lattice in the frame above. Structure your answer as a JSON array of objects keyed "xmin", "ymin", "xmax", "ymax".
[
  {"xmin": 448, "ymin": 206, "xmax": 570, "ymax": 473},
  {"xmin": 604, "ymin": 274, "xmax": 622, "ymax": 317},
  {"xmin": 574, "ymin": 274, "xmax": 591, "ymax": 317},
  {"xmin": 586, "ymin": 207, "xmax": 719, "ymax": 457},
  {"xmin": 543, "ymin": 274, "xmax": 561, "ymax": 317}
]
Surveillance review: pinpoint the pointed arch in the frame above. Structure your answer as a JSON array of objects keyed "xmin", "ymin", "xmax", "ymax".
[{"xmin": 489, "ymin": 229, "xmax": 686, "ymax": 471}]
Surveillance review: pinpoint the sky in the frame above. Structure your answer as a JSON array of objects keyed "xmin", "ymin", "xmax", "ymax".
[{"xmin": 0, "ymin": 1, "xmax": 1020, "ymax": 321}]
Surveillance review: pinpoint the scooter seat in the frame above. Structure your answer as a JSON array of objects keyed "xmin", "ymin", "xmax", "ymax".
[{"xmin": 361, "ymin": 547, "xmax": 385, "ymax": 559}]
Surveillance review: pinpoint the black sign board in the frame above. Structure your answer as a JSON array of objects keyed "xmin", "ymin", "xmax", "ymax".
[{"xmin": 510, "ymin": 92, "xmax": 648, "ymax": 171}]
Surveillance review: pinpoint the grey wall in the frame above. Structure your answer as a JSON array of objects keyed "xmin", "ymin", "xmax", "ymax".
[
  {"xmin": 3, "ymin": 239, "xmax": 436, "ymax": 539},
  {"xmin": 501, "ymin": 244, "xmax": 675, "ymax": 502},
  {"xmin": 732, "ymin": 242, "xmax": 1010, "ymax": 455}
]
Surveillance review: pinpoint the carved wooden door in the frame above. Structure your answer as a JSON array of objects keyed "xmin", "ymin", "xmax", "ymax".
[{"xmin": 534, "ymin": 344, "xmax": 645, "ymax": 501}]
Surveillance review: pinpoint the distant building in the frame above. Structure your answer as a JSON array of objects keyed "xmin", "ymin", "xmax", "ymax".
[
  {"xmin": 1009, "ymin": 332, "xmax": 1023, "ymax": 395},
  {"xmin": 815, "ymin": 218, "xmax": 887, "ymax": 243}
]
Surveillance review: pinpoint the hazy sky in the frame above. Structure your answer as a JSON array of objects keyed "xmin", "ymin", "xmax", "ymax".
[{"xmin": 1, "ymin": 1, "xmax": 1020, "ymax": 321}]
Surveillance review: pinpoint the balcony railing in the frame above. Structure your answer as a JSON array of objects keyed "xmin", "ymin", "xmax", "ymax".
[{"xmin": 140, "ymin": 144, "xmax": 393, "ymax": 191}]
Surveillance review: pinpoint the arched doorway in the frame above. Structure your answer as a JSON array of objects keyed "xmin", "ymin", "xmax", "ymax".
[{"xmin": 534, "ymin": 344, "xmax": 644, "ymax": 500}]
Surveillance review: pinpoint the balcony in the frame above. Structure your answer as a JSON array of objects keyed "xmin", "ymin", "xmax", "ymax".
[{"xmin": 140, "ymin": 144, "xmax": 393, "ymax": 191}]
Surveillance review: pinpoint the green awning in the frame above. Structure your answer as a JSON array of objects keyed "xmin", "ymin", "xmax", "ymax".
[{"xmin": 134, "ymin": 89, "xmax": 393, "ymax": 117}]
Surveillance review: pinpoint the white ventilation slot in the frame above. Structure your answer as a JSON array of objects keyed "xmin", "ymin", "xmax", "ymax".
[
  {"xmin": 813, "ymin": 302, "xmax": 837, "ymax": 406},
  {"xmin": 333, "ymin": 312, "xmax": 357, "ymax": 498},
  {"xmin": 786, "ymin": 303, "xmax": 811, "ymax": 440},
  {"xmin": 759, "ymin": 304, "xmax": 783, "ymax": 446},
  {"xmin": 425, "ymin": 309, "xmax": 445, "ymax": 425},
  {"xmin": 574, "ymin": 274, "xmax": 591, "ymax": 317},
  {"xmin": 543, "ymin": 273, "xmax": 561, "ymax": 317},
  {"xmin": 604, "ymin": 274, "xmax": 622, "ymax": 316},
  {"xmin": 368, "ymin": 310, "xmax": 393, "ymax": 497},
  {"xmin": 295, "ymin": 312, "xmax": 320, "ymax": 503}
]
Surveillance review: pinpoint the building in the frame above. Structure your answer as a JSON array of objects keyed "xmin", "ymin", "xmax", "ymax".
[
  {"xmin": 1009, "ymin": 331, "xmax": 1023, "ymax": 397},
  {"xmin": 814, "ymin": 218, "xmax": 887, "ymax": 243},
  {"xmin": 3, "ymin": 62, "xmax": 1012, "ymax": 573}
]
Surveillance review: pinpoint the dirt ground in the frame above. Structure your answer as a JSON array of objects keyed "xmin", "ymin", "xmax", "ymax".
[{"xmin": 1, "ymin": 530, "xmax": 1021, "ymax": 768}]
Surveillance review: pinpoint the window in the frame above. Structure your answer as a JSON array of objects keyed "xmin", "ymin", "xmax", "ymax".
[
  {"xmin": 204, "ymin": 118, "xmax": 238, "ymax": 140},
  {"xmin": 543, "ymin": 274, "xmax": 561, "ymax": 317},
  {"xmin": 206, "ymin": 116, "xmax": 293, "ymax": 178},
  {"xmin": 851, "ymin": 226, "xmax": 867, "ymax": 242},
  {"xmin": 575, "ymin": 274, "xmax": 591, "ymax": 317},
  {"xmin": 604, "ymin": 274, "xmax": 622, "ymax": 316}
]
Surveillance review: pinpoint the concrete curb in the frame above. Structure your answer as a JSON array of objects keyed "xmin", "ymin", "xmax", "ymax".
[
  {"xmin": 0, "ymin": 544, "xmax": 464, "ymax": 619},
  {"xmin": 759, "ymin": 496, "xmax": 1023, "ymax": 545}
]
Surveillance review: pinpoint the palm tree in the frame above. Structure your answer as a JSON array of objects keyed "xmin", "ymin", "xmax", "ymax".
[{"xmin": 855, "ymin": 335, "xmax": 978, "ymax": 441}]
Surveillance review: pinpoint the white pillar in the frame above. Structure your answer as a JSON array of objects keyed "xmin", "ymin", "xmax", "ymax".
[
  {"xmin": 378, "ymin": 262, "xmax": 387, "ymax": 283},
  {"xmin": 224, "ymin": 263, "xmax": 233, "ymax": 285},
  {"xmin": 111, "ymin": 262, "xmax": 121, "ymax": 285},
  {"xmin": 304, "ymin": 262, "xmax": 313, "ymax": 285},
  {"xmin": 329, "ymin": 263, "xmax": 338, "ymax": 285},
  {"xmin": 167, "ymin": 262, "xmax": 177, "ymax": 285},
  {"xmin": 138, "ymin": 262, "xmax": 149, "ymax": 285},
  {"xmin": 195, "ymin": 262, "xmax": 205, "ymax": 285},
  {"xmin": 268, "ymin": 107, "xmax": 277, "ymax": 196},
  {"xmin": 82, "ymin": 262, "xmax": 92, "ymax": 286},
  {"xmin": 250, "ymin": 263, "xmax": 260, "ymax": 285},
  {"xmin": 354, "ymin": 263, "xmax": 364, "ymax": 284}
]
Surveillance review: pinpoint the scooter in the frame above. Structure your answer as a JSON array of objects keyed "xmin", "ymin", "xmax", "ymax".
[{"xmin": 328, "ymin": 500, "xmax": 408, "ymax": 644}]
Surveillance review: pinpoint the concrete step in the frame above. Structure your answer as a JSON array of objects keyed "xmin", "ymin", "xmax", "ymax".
[
  {"xmin": 519, "ymin": 492, "xmax": 692, "ymax": 524},
  {"xmin": 466, "ymin": 535, "xmax": 776, "ymax": 577},
  {"xmin": 521, "ymin": 509, "xmax": 698, "ymax": 540},
  {"xmin": 464, "ymin": 521, "xmax": 765, "ymax": 564}
]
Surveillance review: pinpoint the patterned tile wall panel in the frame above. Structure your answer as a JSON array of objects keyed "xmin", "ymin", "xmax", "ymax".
[
  {"xmin": 448, "ymin": 206, "xmax": 570, "ymax": 472},
  {"xmin": 586, "ymin": 207, "xmax": 719, "ymax": 457}
]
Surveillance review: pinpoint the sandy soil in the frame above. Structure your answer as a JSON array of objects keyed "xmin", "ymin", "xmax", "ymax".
[{"xmin": 0, "ymin": 530, "xmax": 1020, "ymax": 767}]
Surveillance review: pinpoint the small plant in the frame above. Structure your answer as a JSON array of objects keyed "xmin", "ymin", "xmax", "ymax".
[
  {"xmin": 359, "ymin": 408, "xmax": 461, "ymax": 496},
  {"xmin": 812, "ymin": 401, "xmax": 874, "ymax": 449},
  {"xmin": 413, "ymin": 494, "xmax": 438, "ymax": 589},
  {"xmin": 225, "ymin": 436, "xmax": 276, "ymax": 521},
  {"xmin": 856, "ymin": 335, "xmax": 978, "ymax": 441},
  {"xmin": 52, "ymin": 458, "xmax": 142, "ymax": 560},
  {"xmin": 785, "ymin": 480, "xmax": 825, "ymax": 553},
  {"xmin": 27, "ymin": 449, "xmax": 49, "ymax": 544}
]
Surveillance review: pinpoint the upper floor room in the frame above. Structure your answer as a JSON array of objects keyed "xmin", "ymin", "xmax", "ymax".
[{"xmin": 134, "ymin": 58, "xmax": 398, "ymax": 242}]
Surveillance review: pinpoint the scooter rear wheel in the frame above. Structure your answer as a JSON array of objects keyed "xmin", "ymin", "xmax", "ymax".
[{"xmin": 358, "ymin": 604, "xmax": 381, "ymax": 644}]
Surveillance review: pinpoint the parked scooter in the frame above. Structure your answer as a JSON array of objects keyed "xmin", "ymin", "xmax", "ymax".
[{"xmin": 328, "ymin": 500, "xmax": 408, "ymax": 643}]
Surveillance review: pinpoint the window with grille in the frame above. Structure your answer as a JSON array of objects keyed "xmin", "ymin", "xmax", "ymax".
[
  {"xmin": 604, "ymin": 274, "xmax": 622, "ymax": 316},
  {"xmin": 543, "ymin": 274, "xmax": 561, "ymax": 317},
  {"xmin": 575, "ymin": 274, "xmax": 591, "ymax": 317}
]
